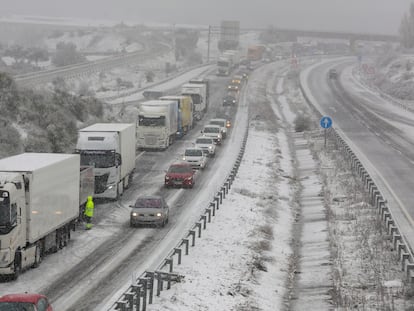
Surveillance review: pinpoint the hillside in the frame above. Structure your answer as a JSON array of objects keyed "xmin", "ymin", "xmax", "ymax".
[{"xmin": 0, "ymin": 72, "xmax": 111, "ymax": 158}]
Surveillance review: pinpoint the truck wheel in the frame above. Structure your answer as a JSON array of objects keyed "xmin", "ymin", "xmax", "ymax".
[
  {"xmin": 33, "ymin": 244, "xmax": 42, "ymax": 268},
  {"xmin": 12, "ymin": 253, "xmax": 21, "ymax": 280}
]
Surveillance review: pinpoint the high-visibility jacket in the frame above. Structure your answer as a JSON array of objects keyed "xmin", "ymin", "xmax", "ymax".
[{"xmin": 84, "ymin": 196, "xmax": 94, "ymax": 217}]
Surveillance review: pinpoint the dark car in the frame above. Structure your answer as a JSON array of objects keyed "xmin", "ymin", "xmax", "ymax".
[
  {"xmin": 164, "ymin": 162, "xmax": 196, "ymax": 188},
  {"xmin": 328, "ymin": 68, "xmax": 338, "ymax": 79},
  {"xmin": 0, "ymin": 293, "xmax": 53, "ymax": 311},
  {"xmin": 223, "ymin": 94, "xmax": 237, "ymax": 106},
  {"xmin": 130, "ymin": 195, "xmax": 169, "ymax": 227}
]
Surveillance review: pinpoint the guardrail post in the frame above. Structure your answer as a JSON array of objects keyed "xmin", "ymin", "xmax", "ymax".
[
  {"xmin": 125, "ymin": 293, "xmax": 134, "ymax": 311},
  {"xmin": 200, "ymin": 215, "xmax": 207, "ymax": 229},
  {"xmin": 174, "ymin": 248, "xmax": 182, "ymax": 265},
  {"xmin": 401, "ymin": 253, "xmax": 410, "ymax": 271},
  {"xmin": 139, "ymin": 278, "xmax": 147, "ymax": 311},
  {"xmin": 210, "ymin": 202, "xmax": 216, "ymax": 216},
  {"xmin": 145, "ymin": 273, "xmax": 154, "ymax": 304},
  {"xmin": 182, "ymin": 238, "xmax": 189, "ymax": 255},
  {"xmin": 131, "ymin": 284, "xmax": 142, "ymax": 310},
  {"xmin": 218, "ymin": 191, "xmax": 223, "ymax": 204},
  {"xmin": 156, "ymin": 272, "xmax": 163, "ymax": 296},
  {"xmin": 189, "ymin": 230, "xmax": 196, "ymax": 246},
  {"xmin": 221, "ymin": 186, "xmax": 226, "ymax": 198},
  {"xmin": 195, "ymin": 222, "xmax": 202, "ymax": 237},
  {"xmin": 214, "ymin": 196, "xmax": 220, "ymax": 209},
  {"xmin": 165, "ymin": 258, "xmax": 173, "ymax": 273},
  {"xmin": 115, "ymin": 301, "xmax": 127, "ymax": 311},
  {"xmin": 205, "ymin": 208, "xmax": 212, "ymax": 222}
]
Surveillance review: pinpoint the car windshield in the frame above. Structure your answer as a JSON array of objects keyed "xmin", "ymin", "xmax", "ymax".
[
  {"xmin": 134, "ymin": 198, "xmax": 162, "ymax": 208},
  {"xmin": 0, "ymin": 302, "xmax": 36, "ymax": 311},
  {"xmin": 196, "ymin": 138, "xmax": 213, "ymax": 144},
  {"xmin": 210, "ymin": 121, "xmax": 224, "ymax": 127},
  {"xmin": 185, "ymin": 149, "xmax": 202, "ymax": 156},
  {"xmin": 204, "ymin": 127, "xmax": 219, "ymax": 133},
  {"xmin": 168, "ymin": 165, "xmax": 192, "ymax": 173}
]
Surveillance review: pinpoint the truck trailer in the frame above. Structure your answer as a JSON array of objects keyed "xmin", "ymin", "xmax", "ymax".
[
  {"xmin": 76, "ymin": 123, "xmax": 136, "ymax": 200},
  {"xmin": 160, "ymin": 95, "xmax": 193, "ymax": 137},
  {"xmin": 136, "ymin": 100, "xmax": 179, "ymax": 150},
  {"xmin": 0, "ymin": 153, "xmax": 94, "ymax": 279},
  {"xmin": 181, "ymin": 83, "xmax": 207, "ymax": 121}
]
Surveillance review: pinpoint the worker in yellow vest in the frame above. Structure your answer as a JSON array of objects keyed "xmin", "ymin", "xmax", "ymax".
[{"xmin": 84, "ymin": 196, "xmax": 94, "ymax": 230}]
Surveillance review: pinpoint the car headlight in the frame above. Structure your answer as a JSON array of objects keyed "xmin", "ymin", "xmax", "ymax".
[
  {"xmin": 185, "ymin": 176, "xmax": 193, "ymax": 181},
  {"xmin": 165, "ymin": 176, "xmax": 170, "ymax": 180},
  {"xmin": 208, "ymin": 146, "xmax": 213, "ymax": 149},
  {"xmin": 182, "ymin": 156, "xmax": 186, "ymax": 160},
  {"xmin": 131, "ymin": 212, "xmax": 138, "ymax": 217},
  {"xmin": 156, "ymin": 212, "xmax": 162, "ymax": 217}
]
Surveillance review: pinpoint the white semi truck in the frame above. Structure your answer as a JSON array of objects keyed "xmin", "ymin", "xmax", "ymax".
[
  {"xmin": 136, "ymin": 100, "xmax": 179, "ymax": 150},
  {"xmin": 76, "ymin": 123, "xmax": 136, "ymax": 200},
  {"xmin": 217, "ymin": 50, "xmax": 240, "ymax": 76},
  {"xmin": 0, "ymin": 153, "xmax": 94, "ymax": 279},
  {"xmin": 181, "ymin": 83, "xmax": 207, "ymax": 121}
]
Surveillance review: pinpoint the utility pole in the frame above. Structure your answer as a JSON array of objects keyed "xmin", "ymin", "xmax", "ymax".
[{"xmin": 207, "ymin": 25, "xmax": 211, "ymax": 63}]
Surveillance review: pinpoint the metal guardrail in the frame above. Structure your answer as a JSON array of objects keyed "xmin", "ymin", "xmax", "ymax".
[
  {"xmin": 109, "ymin": 127, "xmax": 249, "ymax": 311},
  {"xmin": 299, "ymin": 77, "xmax": 414, "ymax": 285}
]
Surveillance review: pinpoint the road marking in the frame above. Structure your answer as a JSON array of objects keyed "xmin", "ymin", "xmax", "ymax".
[{"xmin": 135, "ymin": 151, "xmax": 145, "ymax": 161}]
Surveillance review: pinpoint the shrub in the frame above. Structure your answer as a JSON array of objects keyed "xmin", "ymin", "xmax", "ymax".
[{"xmin": 294, "ymin": 114, "xmax": 311, "ymax": 132}]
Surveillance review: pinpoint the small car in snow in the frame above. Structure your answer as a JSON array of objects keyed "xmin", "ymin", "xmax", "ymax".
[
  {"xmin": 208, "ymin": 118, "xmax": 228, "ymax": 139},
  {"xmin": 328, "ymin": 68, "xmax": 338, "ymax": 79},
  {"xmin": 0, "ymin": 293, "xmax": 53, "ymax": 311},
  {"xmin": 195, "ymin": 136, "xmax": 216, "ymax": 157},
  {"xmin": 164, "ymin": 162, "xmax": 196, "ymax": 188},
  {"xmin": 223, "ymin": 94, "xmax": 237, "ymax": 106},
  {"xmin": 201, "ymin": 125, "xmax": 222, "ymax": 145},
  {"xmin": 130, "ymin": 195, "xmax": 169, "ymax": 227},
  {"xmin": 182, "ymin": 147, "xmax": 208, "ymax": 169}
]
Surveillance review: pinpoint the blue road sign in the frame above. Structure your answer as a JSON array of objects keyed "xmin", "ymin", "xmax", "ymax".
[{"xmin": 320, "ymin": 116, "xmax": 332, "ymax": 129}]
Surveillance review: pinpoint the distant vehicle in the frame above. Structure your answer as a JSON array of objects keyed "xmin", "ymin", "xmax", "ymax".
[
  {"xmin": 227, "ymin": 83, "xmax": 240, "ymax": 91},
  {"xmin": 160, "ymin": 95, "xmax": 194, "ymax": 137},
  {"xmin": 201, "ymin": 125, "xmax": 222, "ymax": 145},
  {"xmin": 208, "ymin": 118, "xmax": 228, "ymax": 139},
  {"xmin": 182, "ymin": 82, "xmax": 208, "ymax": 121},
  {"xmin": 231, "ymin": 75, "xmax": 243, "ymax": 85},
  {"xmin": 195, "ymin": 136, "xmax": 216, "ymax": 157},
  {"xmin": 223, "ymin": 94, "xmax": 237, "ymax": 106},
  {"xmin": 328, "ymin": 68, "xmax": 338, "ymax": 79},
  {"xmin": 142, "ymin": 89, "xmax": 164, "ymax": 99},
  {"xmin": 183, "ymin": 147, "xmax": 208, "ymax": 169},
  {"xmin": 76, "ymin": 123, "xmax": 136, "ymax": 200},
  {"xmin": 0, "ymin": 153, "xmax": 94, "ymax": 279},
  {"xmin": 130, "ymin": 195, "xmax": 169, "ymax": 227},
  {"xmin": 0, "ymin": 293, "xmax": 53, "ymax": 311},
  {"xmin": 136, "ymin": 100, "xmax": 178, "ymax": 150},
  {"xmin": 164, "ymin": 162, "xmax": 196, "ymax": 188}
]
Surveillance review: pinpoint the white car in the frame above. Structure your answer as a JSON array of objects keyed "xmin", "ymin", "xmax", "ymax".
[
  {"xmin": 201, "ymin": 125, "xmax": 222, "ymax": 145},
  {"xmin": 208, "ymin": 118, "xmax": 228, "ymax": 139},
  {"xmin": 195, "ymin": 136, "xmax": 216, "ymax": 157},
  {"xmin": 182, "ymin": 147, "xmax": 208, "ymax": 169}
]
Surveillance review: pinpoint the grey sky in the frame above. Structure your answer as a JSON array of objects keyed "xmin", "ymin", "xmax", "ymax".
[{"xmin": 1, "ymin": 0, "xmax": 412, "ymax": 34}]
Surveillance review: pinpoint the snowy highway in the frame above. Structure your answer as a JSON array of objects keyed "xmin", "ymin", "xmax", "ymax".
[
  {"xmin": 0, "ymin": 63, "xmax": 250, "ymax": 310},
  {"xmin": 302, "ymin": 58, "xmax": 414, "ymax": 268}
]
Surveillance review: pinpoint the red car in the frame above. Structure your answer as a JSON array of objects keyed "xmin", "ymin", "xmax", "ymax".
[
  {"xmin": 164, "ymin": 162, "xmax": 195, "ymax": 188},
  {"xmin": 0, "ymin": 293, "xmax": 53, "ymax": 311}
]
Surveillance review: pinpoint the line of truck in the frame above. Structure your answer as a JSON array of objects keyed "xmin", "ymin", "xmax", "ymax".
[
  {"xmin": 0, "ymin": 76, "xmax": 211, "ymax": 279},
  {"xmin": 136, "ymin": 79, "xmax": 210, "ymax": 150},
  {"xmin": 0, "ymin": 123, "xmax": 137, "ymax": 279}
]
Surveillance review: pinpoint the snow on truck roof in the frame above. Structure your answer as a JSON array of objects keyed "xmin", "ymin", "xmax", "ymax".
[
  {"xmin": 80, "ymin": 123, "xmax": 135, "ymax": 132},
  {"xmin": 0, "ymin": 153, "xmax": 79, "ymax": 172}
]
